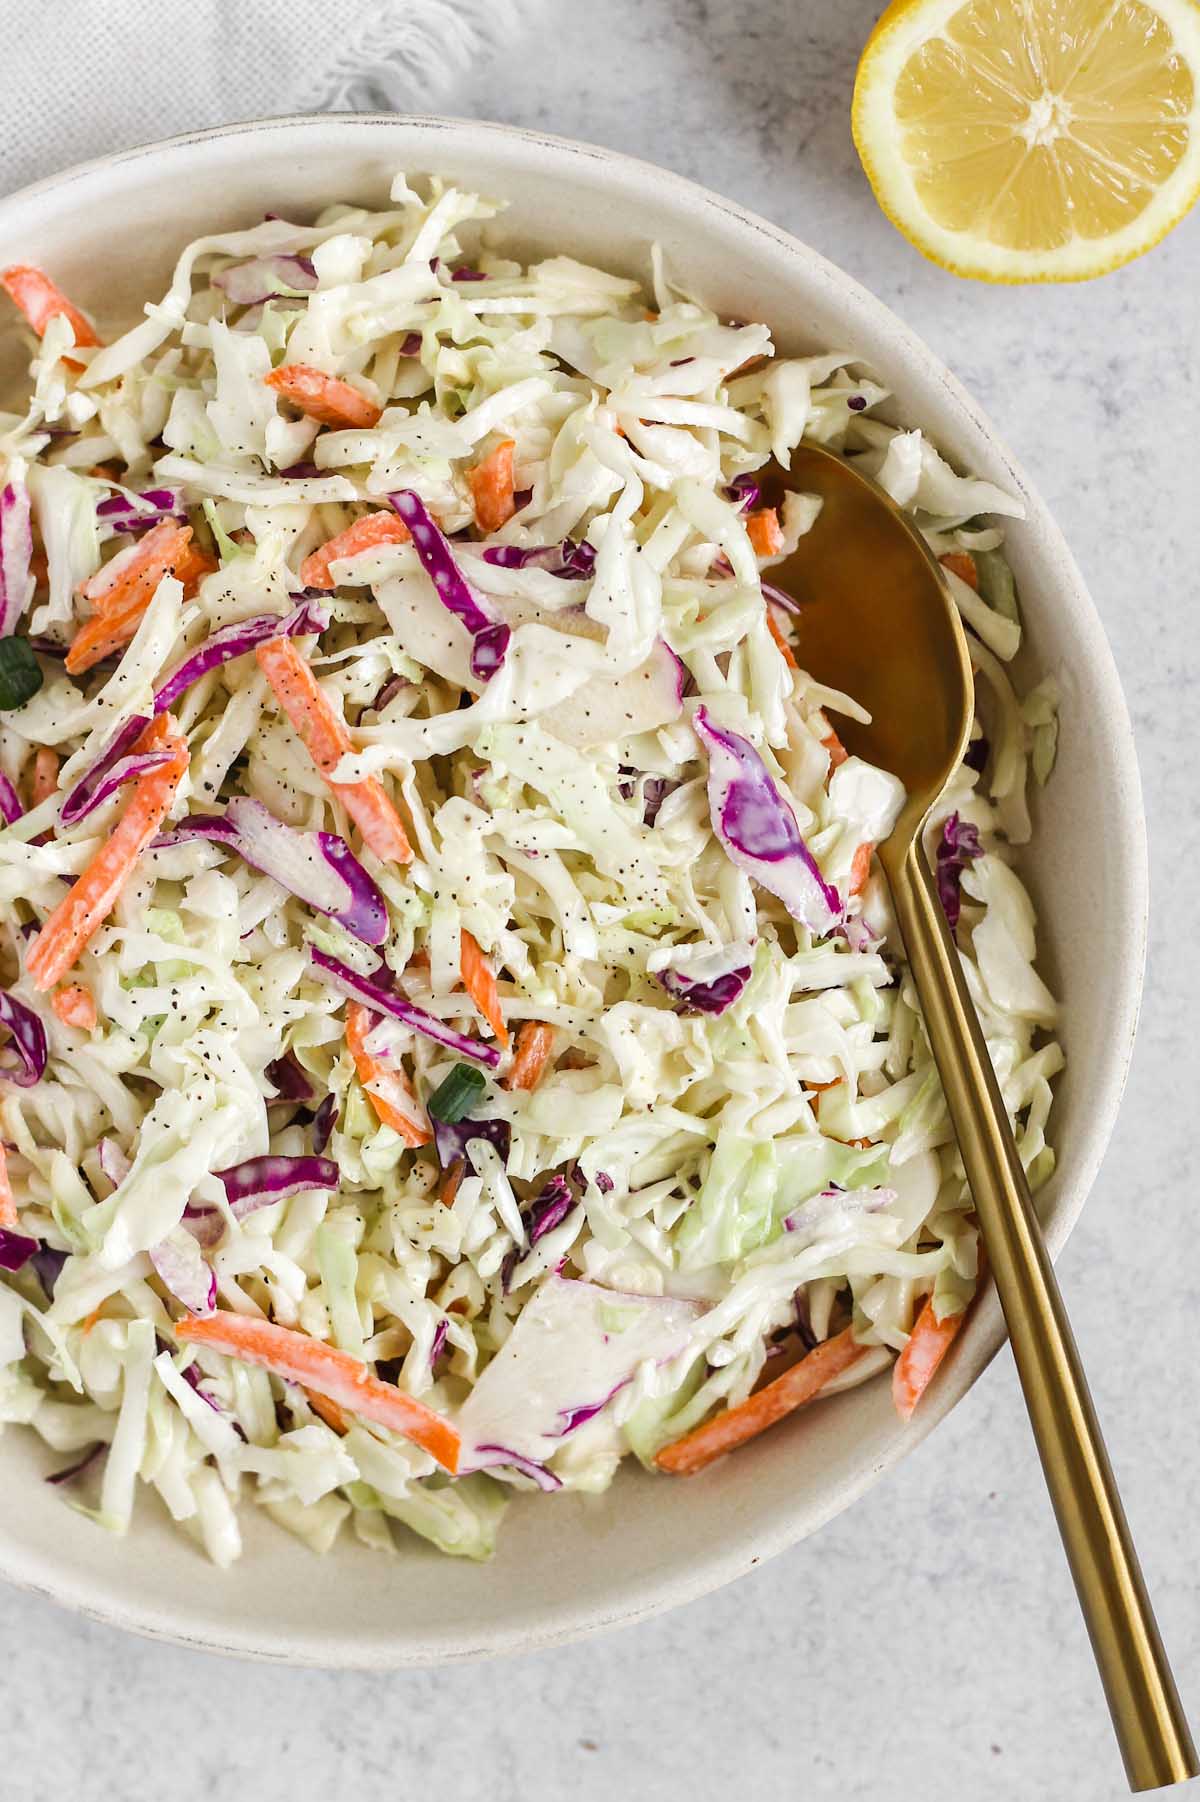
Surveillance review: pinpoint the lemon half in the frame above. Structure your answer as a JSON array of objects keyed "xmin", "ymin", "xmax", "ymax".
[{"xmin": 853, "ymin": 0, "xmax": 1200, "ymax": 280}]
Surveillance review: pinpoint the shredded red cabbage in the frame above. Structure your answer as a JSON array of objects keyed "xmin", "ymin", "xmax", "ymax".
[
  {"xmin": 0, "ymin": 768, "xmax": 23, "ymax": 824},
  {"xmin": 526, "ymin": 1174, "xmax": 574, "ymax": 1243},
  {"xmin": 0, "ymin": 1227, "xmax": 38, "ymax": 1271},
  {"xmin": 656, "ymin": 957, "xmax": 751, "ymax": 1014},
  {"xmin": 311, "ymin": 1092, "xmax": 337, "ymax": 1156},
  {"xmin": 215, "ymin": 1153, "xmax": 339, "ymax": 1217},
  {"xmin": 157, "ymin": 797, "xmax": 388, "ymax": 945},
  {"xmin": 310, "ymin": 945, "xmax": 502, "ymax": 1068},
  {"xmin": 429, "ymin": 1317, "xmax": 449, "ymax": 1369},
  {"xmin": 31, "ymin": 1245, "xmax": 67, "ymax": 1299},
  {"xmin": 96, "ymin": 487, "xmax": 186, "ymax": 535},
  {"xmin": 265, "ymin": 1052, "xmax": 315, "ymax": 1104},
  {"xmin": 694, "ymin": 707, "xmax": 842, "ymax": 935},
  {"xmin": 389, "ymin": 489, "xmax": 510, "ymax": 682},
  {"xmin": 431, "ymin": 1113, "xmax": 512, "ymax": 1172},
  {"xmin": 151, "ymin": 596, "xmax": 329, "ymax": 715},
  {"xmin": 46, "ymin": 1444, "xmax": 106, "ymax": 1486},
  {"xmin": 59, "ymin": 715, "xmax": 172, "ymax": 825},
  {"xmin": 935, "ymin": 813, "xmax": 983, "ymax": 929},
  {"xmin": 726, "ymin": 474, "xmax": 761, "ymax": 511},
  {"xmin": 480, "ymin": 539, "xmax": 596, "ymax": 580},
  {"xmin": 0, "ymin": 987, "xmax": 48, "ymax": 1087},
  {"xmin": 212, "ymin": 253, "xmax": 318, "ymax": 307},
  {"xmin": 761, "ymin": 580, "xmax": 801, "ymax": 617},
  {"xmin": 149, "ymin": 1234, "xmax": 216, "ymax": 1315},
  {"xmin": 470, "ymin": 1444, "xmax": 562, "ymax": 1490}
]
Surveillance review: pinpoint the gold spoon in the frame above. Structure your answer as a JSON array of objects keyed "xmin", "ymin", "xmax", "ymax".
[{"xmin": 769, "ymin": 441, "xmax": 1196, "ymax": 1794}]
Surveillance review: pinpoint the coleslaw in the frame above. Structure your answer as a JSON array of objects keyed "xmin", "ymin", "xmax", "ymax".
[{"xmin": 0, "ymin": 173, "xmax": 1061, "ymax": 1564}]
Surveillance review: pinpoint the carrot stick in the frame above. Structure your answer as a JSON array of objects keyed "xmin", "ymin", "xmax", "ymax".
[
  {"xmin": 0, "ymin": 1145, "xmax": 16, "ymax": 1229},
  {"xmin": 305, "ymin": 1388, "xmax": 349, "ymax": 1435},
  {"xmin": 26, "ymin": 718, "xmax": 188, "ymax": 990},
  {"xmin": 52, "ymin": 984, "xmax": 97, "ymax": 1031},
  {"xmin": 459, "ymin": 928, "xmax": 508, "ymax": 1047},
  {"xmin": 31, "ymin": 747, "xmax": 59, "ymax": 806},
  {"xmin": 849, "ymin": 841, "xmax": 874, "ymax": 896},
  {"xmin": 467, "ymin": 439, "xmax": 517, "ymax": 533},
  {"xmin": 67, "ymin": 523, "xmax": 195, "ymax": 675},
  {"xmin": 765, "ymin": 606, "xmax": 798, "ymax": 670},
  {"xmin": 300, "ymin": 512, "xmax": 410, "ymax": 591},
  {"xmin": 1, "ymin": 265, "xmax": 100, "ymax": 368},
  {"xmin": 439, "ymin": 1158, "xmax": 465, "ymax": 1206},
  {"xmin": 265, "ymin": 363, "xmax": 382, "ymax": 430},
  {"xmin": 345, "ymin": 1001, "xmax": 430, "ymax": 1145},
  {"xmin": 175, "ymin": 1311, "xmax": 460, "ymax": 1471},
  {"xmin": 656, "ymin": 1327, "xmax": 865, "ymax": 1475},
  {"xmin": 939, "ymin": 550, "xmax": 978, "ymax": 591},
  {"xmin": 173, "ymin": 542, "xmax": 218, "ymax": 599},
  {"xmin": 892, "ymin": 1294, "xmax": 966, "ymax": 1420},
  {"xmin": 505, "ymin": 1020, "xmax": 556, "ymax": 1090},
  {"xmin": 254, "ymin": 636, "xmax": 412, "ymax": 865},
  {"xmin": 747, "ymin": 508, "xmax": 784, "ymax": 557}
]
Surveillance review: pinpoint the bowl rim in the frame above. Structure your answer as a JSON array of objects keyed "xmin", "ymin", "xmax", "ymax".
[{"xmin": 0, "ymin": 111, "xmax": 1149, "ymax": 1666}]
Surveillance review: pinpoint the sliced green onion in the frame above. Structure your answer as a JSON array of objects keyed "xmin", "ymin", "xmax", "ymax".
[
  {"xmin": 428, "ymin": 1063, "xmax": 486, "ymax": 1124},
  {"xmin": 0, "ymin": 638, "xmax": 43, "ymax": 711}
]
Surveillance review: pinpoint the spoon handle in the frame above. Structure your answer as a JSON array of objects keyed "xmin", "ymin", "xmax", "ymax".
[{"xmin": 888, "ymin": 833, "xmax": 1196, "ymax": 1793}]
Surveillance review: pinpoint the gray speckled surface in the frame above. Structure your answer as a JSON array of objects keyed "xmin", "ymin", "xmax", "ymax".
[{"xmin": 3, "ymin": 3, "xmax": 1199, "ymax": 1797}]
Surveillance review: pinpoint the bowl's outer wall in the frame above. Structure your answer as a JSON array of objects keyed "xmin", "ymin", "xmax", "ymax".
[{"xmin": 0, "ymin": 116, "xmax": 1147, "ymax": 1666}]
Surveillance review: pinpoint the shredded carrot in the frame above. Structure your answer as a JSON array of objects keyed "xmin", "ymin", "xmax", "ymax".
[
  {"xmin": 765, "ymin": 606, "xmax": 798, "ymax": 670},
  {"xmin": 254, "ymin": 636, "xmax": 412, "ymax": 865},
  {"xmin": 810, "ymin": 1083, "xmax": 874, "ymax": 1149},
  {"xmin": 821, "ymin": 727, "xmax": 849, "ymax": 770},
  {"xmin": 52, "ymin": 984, "xmax": 97, "ymax": 1032},
  {"xmin": 747, "ymin": 508, "xmax": 784, "ymax": 557},
  {"xmin": 265, "ymin": 363, "xmax": 382, "ymax": 430},
  {"xmin": 173, "ymin": 542, "xmax": 218, "ymax": 599},
  {"xmin": 849, "ymin": 841, "xmax": 874, "ymax": 896},
  {"xmin": 300, "ymin": 512, "xmax": 411, "ymax": 590},
  {"xmin": 656, "ymin": 1327, "xmax": 865, "ymax": 1475},
  {"xmin": 459, "ymin": 928, "xmax": 509, "ymax": 1048},
  {"xmin": 305, "ymin": 1388, "xmax": 349, "ymax": 1435},
  {"xmin": 893, "ymin": 1294, "xmax": 966, "ymax": 1420},
  {"xmin": 505, "ymin": 1020, "xmax": 556, "ymax": 1091},
  {"xmin": 67, "ymin": 522, "xmax": 195, "ymax": 674},
  {"xmin": 939, "ymin": 550, "xmax": 979, "ymax": 591},
  {"xmin": 30, "ymin": 547, "xmax": 48, "ymax": 588},
  {"xmin": 81, "ymin": 1305, "xmax": 106, "ymax": 1336},
  {"xmin": 1, "ymin": 265, "xmax": 100, "ymax": 368},
  {"xmin": 467, "ymin": 438, "xmax": 517, "ymax": 534},
  {"xmin": 0, "ymin": 1145, "xmax": 15, "ymax": 1229},
  {"xmin": 31, "ymin": 747, "xmax": 59, "ymax": 807},
  {"xmin": 345, "ymin": 1001, "xmax": 430, "ymax": 1146},
  {"xmin": 175, "ymin": 1311, "xmax": 460, "ymax": 1471},
  {"xmin": 26, "ymin": 718, "xmax": 189, "ymax": 991},
  {"xmin": 439, "ymin": 1158, "xmax": 465, "ymax": 1207}
]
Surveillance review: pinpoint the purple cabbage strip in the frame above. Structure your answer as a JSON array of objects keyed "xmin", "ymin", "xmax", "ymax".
[
  {"xmin": 760, "ymin": 580, "xmax": 801, "ymax": 617},
  {"xmin": 95, "ymin": 487, "xmax": 186, "ymax": 535},
  {"xmin": 0, "ymin": 1227, "xmax": 38, "ymax": 1272},
  {"xmin": 725, "ymin": 473, "xmax": 761, "ymax": 511},
  {"xmin": 935, "ymin": 812, "xmax": 983, "ymax": 930},
  {"xmin": 157, "ymin": 797, "xmax": 388, "ymax": 946},
  {"xmin": 526, "ymin": 1174, "xmax": 574, "ymax": 1244},
  {"xmin": 151, "ymin": 596, "xmax": 329, "ymax": 716},
  {"xmin": 31, "ymin": 1245, "xmax": 68, "ymax": 1299},
  {"xmin": 310, "ymin": 945, "xmax": 503, "ymax": 1069},
  {"xmin": 389, "ymin": 489, "xmax": 510, "ymax": 683},
  {"xmin": 481, "ymin": 538, "xmax": 596, "ymax": 580},
  {"xmin": 451, "ymin": 267, "xmax": 488, "ymax": 282},
  {"xmin": 0, "ymin": 768, "xmax": 23, "ymax": 825},
  {"xmin": 216, "ymin": 1154, "xmax": 339, "ymax": 1216},
  {"xmin": 0, "ymin": 988, "xmax": 48, "ymax": 1087},
  {"xmin": 278, "ymin": 461, "xmax": 321, "ymax": 479},
  {"xmin": 0, "ymin": 474, "xmax": 35, "ymax": 637},
  {"xmin": 429, "ymin": 1318, "xmax": 449, "ymax": 1370},
  {"xmin": 149, "ymin": 1235, "xmax": 216, "ymax": 1316},
  {"xmin": 311, "ymin": 1092, "xmax": 337, "ymax": 1156},
  {"xmin": 594, "ymin": 1170, "xmax": 614, "ymax": 1195},
  {"xmin": 59, "ymin": 714, "xmax": 172, "ymax": 825},
  {"xmin": 432, "ymin": 1113, "xmax": 511, "ymax": 1173},
  {"xmin": 46, "ymin": 1444, "xmax": 107, "ymax": 1486},
  {"xmin": 212, "ymin": 253, "xmax": 317, "ymax": 307},
  {"xmin": 963, "ymin": 734, "xmax": 990, "ymax": 774},
  {"xmin": 265, "ymin": 1052, "xmax": 315, "ymax": 1104},
  {"xmin": 656, "ymin": 959, "xmax": 751, "ymax": 1015},
  {"xmin": 471, "ymin": 1444, "xmax": 563, "ymax": 1491},
  {"xmin": 369, "ymin": 672, "xmax": 409, "ymax": 714},
  {"xmin": 398, "ymin": 332, "xmax": 423, "ymax": 357},
  {"xmin": 694, "ymin": 706, "xmax": 842, "ymax": 935}
]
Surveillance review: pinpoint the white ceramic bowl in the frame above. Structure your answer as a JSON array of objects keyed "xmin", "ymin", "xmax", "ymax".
[{"xmin": 0, "ymin": 115, "xmax": 1147, "ymax": 1666}]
